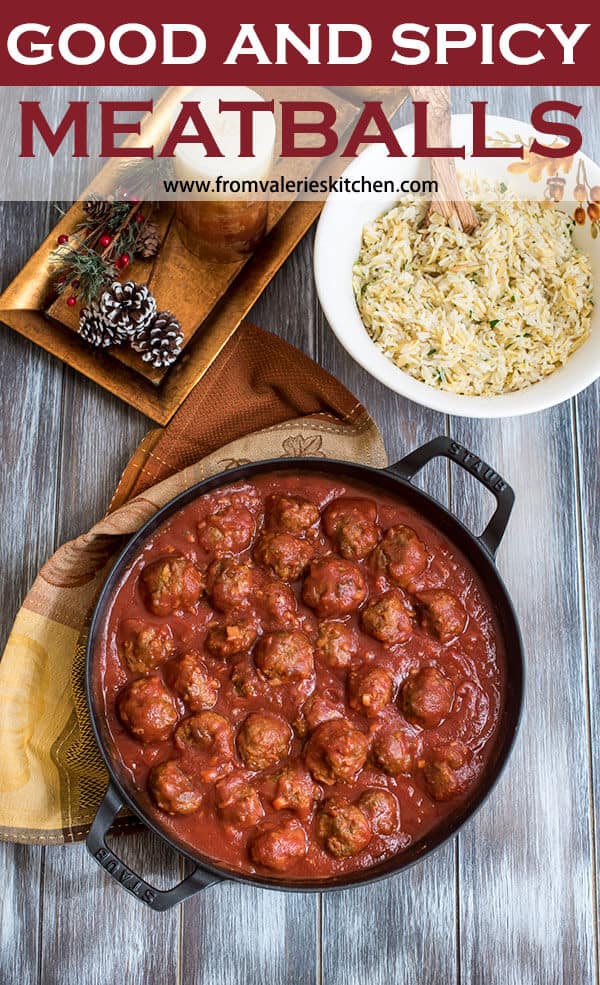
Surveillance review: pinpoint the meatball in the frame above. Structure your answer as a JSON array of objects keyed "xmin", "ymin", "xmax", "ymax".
[
  {"xmin": 196, "ymin": 503, "xmax": 255, "ymax": 557},
  {"xmin": 370, "ymin": 524, "xmax": 427, "ymax": 588},
  {"xmin": 120, "ymin": 624, "xmax": 175, "ymax": 674},
  {"xmin": 371, "ymin": 728, "xmax": 413, "ymax": 775},
  {"xmin": 118, "ymin": 676, "xmax": 178, "ymax": 743},
  {"xmin": 255, "ymin": 580, "xmax": 299, "ymax": 630},
  {"xmin": 302, "ymin": 558, "xmax": 367, "ymax": 618},
  {"xmin": 358, "ymin": 788, "xmax": 399, "ymax": 835},
  {"xmin": 229, "ymin": 658, "xmax": 265, "ymax": 699},
  {"xmin": 266, "ymin": 493, "xmax": 320, "ymax": 534},
  {"xmin": 148, "ymin": 760, "xmax": 202, "ymax": 815},
  {"xmin": 255, "ymin": 630, "xmax": 314, "ymax": 684},
  {"xmin": 315, "ymin": 620, "xmax": 358, "ymax": 670},
  {"xmin": 271, "ymin": 765, "xmax": 321, "ymax": 816},
  {"xmin": 422, "ymin": 742, "xmax": 470, "ymax": 801},
  {"xmin": 304, "ymin": 719, "xmax": 369, "ymax": 785},
  {"xmin": 250, "ymin": 817, "xmax": 308, "ymax": 872},
  {"xmin": 296, "ymin": 693, "xmax": 342, "ymax": 736},
  {"xmin": 417, "ymin": 589, "xmax": 467, "ymax": 643},
  {"xmin": 316, "ymin": 797, "xmax": 372, "ymax": 858},
  {"xmin": 175, "ymin": 711, "xmax": 234, "ymax": 763},
  {"xmin": 166, "ymin": 651, "xmax": 219, "ymax": 711},
  {"xmin": 323, "ymin": 497, "xmax": 380, "ymax": 560},
  {"xmin": 348, "ymin": 664, "xmax": 394, "ymax": 716},
  {"xmin": 237, "ymin": 712, "xmax": 292, "ymax": 770},
  {"xmin": 207, "ymin": 558, "xmax": 257, "ymax": 612},
  {"xmin": 205, "ymin": 618, "xmax": 258, "ymax": 659},
  {"xmin": 141, "ymin": 556, "xmax": 205, "ymax": 616},
  {"xmin": 361, "ymin": 589, "xmax": 413, "ymax": 645},
  {"xmin": 400, "ymin": 666, "xmax": 455, "ymax": 729},
  {"xmin": 215, "ymin": 771, "xmax": 264, "ymax": 828},
  {"xmin": 254, "ymin": 532, "xmax": 314, "ymax": 582}
]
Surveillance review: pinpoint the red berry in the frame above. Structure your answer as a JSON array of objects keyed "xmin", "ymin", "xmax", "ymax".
[
  {"xmin": 99, "ymin": 234, "xmax": 112, "ymax": 248},
  {"xmin": 66, "ymin": 296, "xmax": 76, "ymax": 307},
  {"xmin": 57, "ymin": 234, "xmax": 68, "ymax": 245},
  {"xmin": 119, "ymin": 253, "xmax": 130, "ymax": 268},
  {"xmin": 135, "ymin": 212, "xmax": 144, "ymax": 223},
  {"xmin": 114, "ymin": 258, "xmax": 123, "ymax": 270}
]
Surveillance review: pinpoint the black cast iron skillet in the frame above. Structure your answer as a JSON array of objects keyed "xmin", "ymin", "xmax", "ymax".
[{"xmin": 86, "ymin": 435, "xmax": 524, "ymax": 910}]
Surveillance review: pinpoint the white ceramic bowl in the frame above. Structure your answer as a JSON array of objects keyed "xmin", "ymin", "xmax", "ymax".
[{"xmin": 314, "ymin": 114, "xmax": 600, "ymax": 417}]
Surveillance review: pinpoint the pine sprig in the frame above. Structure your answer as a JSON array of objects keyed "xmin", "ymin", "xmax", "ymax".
[
  {"xmin": 50, "ymin": 236, "xmax": 118, "ymax": 305},
  {"xmin": 116, "ymin": 158, "xmax": 175, "ymax": 201}
]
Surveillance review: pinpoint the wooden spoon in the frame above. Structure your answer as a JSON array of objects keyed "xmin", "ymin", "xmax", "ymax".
[{"xmin": 409, "ymin": 85, "xmax": 479, "ymax": 234}]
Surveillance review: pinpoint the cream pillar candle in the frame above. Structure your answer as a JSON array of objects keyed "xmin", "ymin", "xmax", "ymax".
[{"xmin": 172, "ymin": 86, "xmax": 276, "ymax": 262}]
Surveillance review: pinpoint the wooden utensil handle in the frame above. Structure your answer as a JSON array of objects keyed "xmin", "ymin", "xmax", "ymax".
[{"xmin": 409, "ymin": 86, "xmax": 479, "ymax": 233}]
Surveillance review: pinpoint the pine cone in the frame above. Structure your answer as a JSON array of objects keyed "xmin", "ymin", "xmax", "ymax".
[
  {"xmin": 132, "ymin": 310, "xmax": 184, "ymax": 368},
  {"xmin": 98, "ymin": 280, "xmax": 157, "ymax": 337},
  {"xmin": 82, "ymin": 195, "xmax": 112, "ymax": 225},
  {"xmin": 78, "ymin": 300, "xmax": 124, "ymax": 349},
  {"xmin": 135, "ymin": 222, "xmax": 161, "ymax": 259}
]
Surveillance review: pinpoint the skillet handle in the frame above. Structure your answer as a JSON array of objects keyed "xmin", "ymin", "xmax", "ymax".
[
  {"xmin": 86, "ymin": 784, "xmax": 222, "ymax": 911},
  {"xmin": 389, "ymin": 435, "xmax": 515, "ymax": 558}
]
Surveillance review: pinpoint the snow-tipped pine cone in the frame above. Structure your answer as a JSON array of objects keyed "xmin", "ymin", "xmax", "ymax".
[
  {"xmin": 131, "ymin": 310, "xmax": 184, "ymax": 368},
  {"xmin": 98, "ymin": 280, "xmax": 157, "ymax": 337},
  {"xmin": 79, "ymin": 300, "xmax": 124, "ymax": 349}
]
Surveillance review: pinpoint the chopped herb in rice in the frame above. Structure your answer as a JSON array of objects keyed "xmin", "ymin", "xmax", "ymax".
[{"xmin": 352, "ymin": 179, "xmax": 593, "ymax": 396}]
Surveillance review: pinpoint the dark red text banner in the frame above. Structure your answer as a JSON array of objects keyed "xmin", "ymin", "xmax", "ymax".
[{"xmin": 0, "ymin": 2, "xmax": 598, "ymax": 85}]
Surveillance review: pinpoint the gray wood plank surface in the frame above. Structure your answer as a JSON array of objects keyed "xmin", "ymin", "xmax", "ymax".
[{"xmin": 1, "ymin": 83, "xmax": 599, "ymax": 985}]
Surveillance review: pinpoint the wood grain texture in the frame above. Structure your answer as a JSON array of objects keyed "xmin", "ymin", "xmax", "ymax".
[
  {"xmin": 1, "ymin": 83, "xmax": 599, "ymax": 985},
  {"xmin": 0, "ymin": 200, "xmax": 64, "ymax": 985}
]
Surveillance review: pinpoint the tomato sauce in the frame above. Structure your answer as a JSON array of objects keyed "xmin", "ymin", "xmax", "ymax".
[{"xmin": 95, "ymin": 471, "xmax": 505, "ymax": 881}]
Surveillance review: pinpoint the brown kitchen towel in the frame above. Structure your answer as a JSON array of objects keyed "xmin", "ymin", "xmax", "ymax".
[{"xmin": 0, "ymin": 322, "xmax": 387, "ymax": 845}]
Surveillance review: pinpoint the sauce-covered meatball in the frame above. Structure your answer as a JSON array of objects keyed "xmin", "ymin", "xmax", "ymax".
[
  {"xmin": 371, "ymin": 728, "xmax": 413, "ymax": 775},
  {"xmin": 400, "ymin": 666, "xmax": 455, "ymax": 729},
  {"xmin": 175, "ymin": 711, "xmax": 234, "ymax": 776},
  {"xmin": 361, "ymin": 589, "xmax": 413, "ymax": 644},
  {"xmin": 358, "ymin": 788, "xmax": 399, "ymax": 835},
  {"xmin": 215, "ymin": 771, "xmax": 264, "ymax": 828},
  {"xmin": 370, "ymin": 524, "xmax": 427, "ymax": 589},
  {"xmin": 207, "ymin": 558, "xmax": 257, "ymax": 612},
  {"xmin": 229, "ymin": 658, "xmax": 265, "ymax": 700},
  {"xmin": 141, "ymin": 557, "xmax": 205, "ymax": 616},
  {"xmin": 304, "ymin": 719, "xmax": 369, "ymax": 785},
  {"xmin": 266, "ymin": 494, "xmax": 320, "ymax": 534},
  {"xmin": 255, "ymin": 630, "xmax": 314, "ymax": 684},
  {"xmin": 422, "ymin": 742, "xmax": 470, "ymax": 801},
  {"xmin": 118, "ymin": 676, "xmax": 178, "ymax": 743},
  {"xmin": 295, "ymin": 693, "xmax": 343, "ymax": 737},
  {"xmin": 417, "ymin": 589, "xmax": 467, "ymax": 642},
  {"xmin": 302, "ymin": 558, "xmax": 367, "ymax": 618},
  {"xmin": 120, "ymin": 624, "xmax": 174, "ymax": 673},
  {"xmin": 254, "ymin": 532, "xmax": 314, "ymax": 582},
  {"xmin": 196, "ymin": 503, "xmax": 255, "ymax": 557},
  {"xmin": 348, "ymin": 664, "xmax": 394, "ymax": 716},
  {"xmin": 166, "ymin": 651, "xmax": 219, "ymax": 711},
  {"xmin": 315, "ymin": 620, "xmax": 358, "ymax": 670},
  {"xmin": 250, "ymin": 817, "xmax": 308, "ymax": 872},
  {"xmin": 255, "ymin": 580, "xmax": 299, "ymax": 630},
  {"xmin": 323, "ymin": 496, "xmax": 380, "ymax": 560},
  {"xmin": 148, "ymin": 760, "xmax": 202, "ymax": 815},
  {"xmin": 271, "ymin": 764, "xmax": 321, "ymax": 816},
  {"xmin": 316, "ymin": 797, "xmax": 372, "ymax": 858},
  {"xmin": 237, "ymin": 712, "xmax": 292, "ymax": 770},
  {"xmin": 205, "ymin": 618, "xmax": 258, "ymax": 659}
]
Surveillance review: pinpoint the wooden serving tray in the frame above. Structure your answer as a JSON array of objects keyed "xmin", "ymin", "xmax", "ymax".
[{"xmin": 0, "ymin": 86, "xmax": 407, "ymax": 424}]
